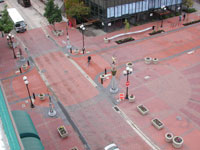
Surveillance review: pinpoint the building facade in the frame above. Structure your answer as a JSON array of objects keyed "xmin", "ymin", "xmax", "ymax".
[{"xmin": 84, "ymin": 0, "xmax": 182, "ymax": 31}]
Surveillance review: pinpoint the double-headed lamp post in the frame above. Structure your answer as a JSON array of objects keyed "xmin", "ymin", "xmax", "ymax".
[
  {"xmin": 80, "ymin": 24, "xmax": 85, "ymax": 54},
  {"xmin": 123, "ymin": 66, "xmax": 133, "ymax": 99},
  {"xmin": 6, "ymin": 33, "xmax": 16, "ymax": 59},
  {"xmin": 23, "ymin": 76, "xmax": 34, "ymax": 108}
]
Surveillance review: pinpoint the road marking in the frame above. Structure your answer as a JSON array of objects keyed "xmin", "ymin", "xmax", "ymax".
[
  {"xmin": 65, "ymin": 54, "xmax": 98, "ymax": 88},
  {"xmin": 113, "ymin": 106, "xmax": 160, "ymax": 150}
]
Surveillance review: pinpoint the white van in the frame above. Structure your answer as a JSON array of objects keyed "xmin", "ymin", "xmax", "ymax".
[{"xmin": 7, "ymin": 8, "xmax": 26, "ymax": 32}]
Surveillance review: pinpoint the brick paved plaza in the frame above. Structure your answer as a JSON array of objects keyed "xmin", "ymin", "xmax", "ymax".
[{"xmin": 1, "ymin": 10, "xmax": 200, "ymax": 150}]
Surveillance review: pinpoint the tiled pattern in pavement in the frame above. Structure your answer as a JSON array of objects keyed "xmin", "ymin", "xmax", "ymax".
[
  {"xmin": 35, "ymin": 51, "xmax": 99, "ymax": 106},
  {"xmin": 68, "ymin": 98, "xmax": 150, "ymax": 150}
]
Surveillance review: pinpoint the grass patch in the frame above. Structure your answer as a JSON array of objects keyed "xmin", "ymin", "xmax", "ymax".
[
  {"xmin": 183, "ymin": 20, "xmax": 200, "ymax": 26},
  {"xmin": 115, "ymin": 37, "xmax": 135, "ymax": 44}
]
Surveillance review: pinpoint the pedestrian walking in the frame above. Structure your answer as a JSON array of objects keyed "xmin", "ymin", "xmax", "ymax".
[
  {"xmin": 179, "ymin": 15, "xmax": 182, "ymax": 22},
  {"xmin": 87, "ymin": 56, "xmax": 91, "ymax": 65},
  {"xmin": 183, "ymin": 13, "xmax": 186, "ymax": 21},
  {"xmin": 1, "ymin": 31, "xmax": 4, "ymax": 37},
  {"xmin": 152, "ymin": 25, "xmax": 155, "ymax": 30}
]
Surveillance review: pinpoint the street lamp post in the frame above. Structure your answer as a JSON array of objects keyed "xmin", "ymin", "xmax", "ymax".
[
  {"xmin": 23, "ymin": 76, "xmax": 34, "ymax": 108},
  {"xmin": 160, "ymin": 5, "xmax": 166, "ymax": 28},
  {"xmin": 66, "ymin": 20, "xmax": 72, "ymax": 50},
  {"xmin": 80, "ymin": 24, "xmax": 85, "ymax": 54},
  {"xmin": 123, "ymin": 66, "xmax": 133, "ymax": 99},
  {"xmin": 6, "ymin": 33, "xmax": 16, "ymax": 59}
]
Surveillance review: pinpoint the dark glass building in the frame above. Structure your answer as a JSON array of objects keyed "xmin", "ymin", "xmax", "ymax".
[{"xmin": 83, "ymin": 0, "xmax": 182, "ymax": 31}]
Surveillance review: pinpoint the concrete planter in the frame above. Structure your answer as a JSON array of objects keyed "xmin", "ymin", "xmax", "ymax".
[
  {"xmin": 153, "ymin": 58, "xmax": 159, "ymax": 64},
  {"xmin": 165, "ymin": 132, "xmax": 173, "ymax": 143},
  {"xmin": 38, "ymin": 93, "xmax": 45, "ymax": 100},
  {"xmin": 126, "ymin": 62, "xmax": 133, "ymax": 68},
  {"xmin": 172, "ymin": 136, "xmax": 183, "ymax": 149},
  {"xmin": 151, "ymin": 118, "xmax": 164, "ymax": 130},
  {"xmin": 104, "ymin": 37, "xmax": 110, "ymax": 43},
  {"xmin": 144, "ymin": 57, "xmax": 152, "ymax": 64},
  {"xmin": 137, "ymin": 104, "xmax": 149, "ymax": 115},
  {"xmin": 129, "ymin": 95, "xmax": 135, "ymax": 103},
  {"xmin": 57, "ymin": 126, "xmax": 68, "ymax": 138}
]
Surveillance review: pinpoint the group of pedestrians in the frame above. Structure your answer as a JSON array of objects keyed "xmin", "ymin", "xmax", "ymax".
[{"xmin": 179, "ymin": 13, "xmax": 186, "ymax": 22}]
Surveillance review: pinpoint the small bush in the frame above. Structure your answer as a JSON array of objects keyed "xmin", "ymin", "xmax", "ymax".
[
  {"xmin": 175, "ymin": 12, "xmax": 181, "ymax": 16},
  {"xmin": 149, "ymin": 30, "xmax": 165, "ymax": 35},
  {"xmin": 185, "ymin": 8, "xmax": 196, "ymax": 13}
]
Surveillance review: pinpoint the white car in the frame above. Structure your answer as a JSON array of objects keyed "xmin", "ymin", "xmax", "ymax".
[{"xmin": 104, "ymin": 143, "xmax": 120, "ymax": 150}]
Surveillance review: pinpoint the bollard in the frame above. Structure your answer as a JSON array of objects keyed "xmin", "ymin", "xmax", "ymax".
[
  {"xmin": 105, "ymin": 68, "xmax": 107, "ymax": 75},
  {"xmin": 33, "ymin": 93, "xmax": 36, "ymax": 99},
  {"xmin": 27, "ymin": 60, "xmax": 30, "ymax": 66},
  {"xmin": 19, "ymin": 68, "xmax": 22, "ymax": 73},
  {"xmin": 19, "ymin": 48, "xmax": 22, "ymax": 56},
  {"xmin": 83, "ymin": 48, "xmax": 85, "ymax": 54},
  {"xmin": 101, "ymin": 78, "xmax": 103, "ymax": 84}
]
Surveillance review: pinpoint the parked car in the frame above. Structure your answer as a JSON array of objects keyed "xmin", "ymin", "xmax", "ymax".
[{"xmin": 104, "ymin": 143, "xmax": 120, "ymax": 150}]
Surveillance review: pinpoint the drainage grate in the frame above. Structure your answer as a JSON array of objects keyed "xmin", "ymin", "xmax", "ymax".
[
  {"xmin": 70, "ymin": 147, "xmax": 78, "ymax": 150},
  {"xmin": 113, "ymin": 106, "xmax": 120, "ymax": 112}
]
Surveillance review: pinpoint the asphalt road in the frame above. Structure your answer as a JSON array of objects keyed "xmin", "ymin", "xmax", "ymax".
[{"xmin": 2, "ymin": 0, "xmax": 48, "ymax": 30}]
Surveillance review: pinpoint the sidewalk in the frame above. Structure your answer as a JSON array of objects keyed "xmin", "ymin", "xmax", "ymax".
[{"xmin": 0, "ymin": 35, "xmax": 85, "ymax": 150}]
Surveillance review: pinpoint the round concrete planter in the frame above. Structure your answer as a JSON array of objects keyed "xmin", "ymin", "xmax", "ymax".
[
  {"xmin": 153, "ymin": 58, "xmax": 159, "ymax": 64},
  {"xmin": 165, "ymin": 132, "xmax": 173, "ymax": 143},
  {"xmin": 126, "ymin": 62, "xmax": 133, "ymax": 68},
  {"xmin": 144, "ymin": 57, "xmax": 152, "ymax": 64},
  {"xmin": 172, "ymin": 136, "xmax": 183, "ymax": 149},
  {"xmin": 38, "ymin": 93, "xmax": 45, "ymax": 100},
  {"xmin": 129, "ymin": 95, "xmax": 135, "ymax": 103}
]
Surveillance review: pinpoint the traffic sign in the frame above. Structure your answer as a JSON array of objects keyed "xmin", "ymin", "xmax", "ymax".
[
  {"xmin": 126, "ymin": 81, "xmax": 130, "ymax": 86},
  {"xmin": 119, "ymin": 93, "xmax": 124, "ymax": 100}
]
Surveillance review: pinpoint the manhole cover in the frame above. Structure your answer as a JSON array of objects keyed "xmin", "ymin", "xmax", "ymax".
[
  {"xmin": 41, "ymin": 69, "xmax": 46, "ymax": 73},
  {"xmin": 176, "ymin": 116, "xmax": 182, "ymax": 121}
]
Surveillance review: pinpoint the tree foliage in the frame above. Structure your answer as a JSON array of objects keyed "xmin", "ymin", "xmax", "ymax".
[
  {"xmin": 0, "ymin": 6, "xmax": 14, "ymax": 33},
  {"xmin": 183, "ymin": 0, "xmax": 194, "ymax": 8},
  {"xmin": 65, "ymin": 0, "xmax": 90, "ymax": 20},
  {"xmin": 124, "ymin": 19, "xmax": 130, "ymax": 32},
  {"xmin": 44, "ymin": 0, "xmax": 62, "ymax": 30}
]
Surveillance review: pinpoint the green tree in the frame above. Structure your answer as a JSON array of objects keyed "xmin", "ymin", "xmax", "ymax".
[
  {"xmin": 44, "ymin": 0, "xmax": 62, "ymax": 31},
  {"xmin": 0, "ymin": 6, "xmax": 14, "ymax": 33},
  {"xmin": 183, "ymin": 0, "xmax": 194, "ymax": 8},
  {"xmin": 65, "ymin": 0, "xmax": 90, "ymax": 21},
  {"xmin": 124, "ymin": 19, "xmax": 130, "ymax": 32}
]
